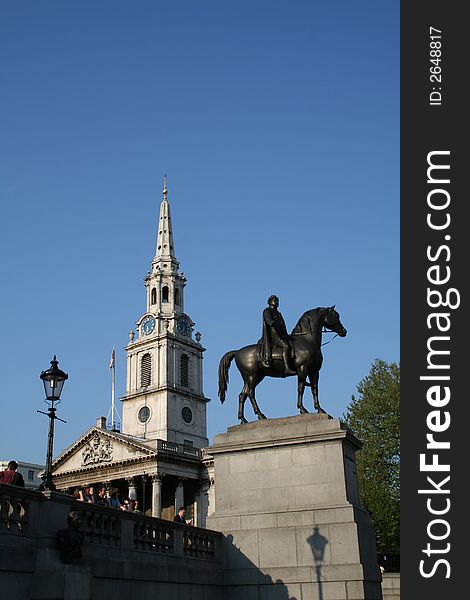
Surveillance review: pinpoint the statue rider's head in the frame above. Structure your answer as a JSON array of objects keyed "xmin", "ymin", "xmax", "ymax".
[{"xmin": 267, "ymin": 295, "xmax": 279, "ymax": 309}]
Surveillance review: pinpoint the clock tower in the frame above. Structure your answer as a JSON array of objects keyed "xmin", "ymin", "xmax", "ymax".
[{"xmin": 121, "ymin": 177, "xmax": 209, "ymax": 449}]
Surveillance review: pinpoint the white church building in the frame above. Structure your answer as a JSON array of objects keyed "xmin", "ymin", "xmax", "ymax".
[{"xmin": 49, "ymin": 178, "xmax": 214, "ymax": 525}]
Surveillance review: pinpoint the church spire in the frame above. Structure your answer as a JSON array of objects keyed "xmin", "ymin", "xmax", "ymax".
[
  {"xmin": 155, "ymin": 175, "xmax": 176, "ymax": 262},
  {"xmin": 145, "ymin": 176, "xmax": 185, "ymax": 317}
]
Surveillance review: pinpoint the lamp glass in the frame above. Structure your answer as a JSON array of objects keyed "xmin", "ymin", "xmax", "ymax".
[{"xmin": 42, "ymin": 377, "xmax": 65, "ymax": 401}]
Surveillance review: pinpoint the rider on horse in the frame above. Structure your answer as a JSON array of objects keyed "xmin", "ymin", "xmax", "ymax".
[
  {"xmin": 259, "ymin": 295, "xmax": 297, "ymax": 375},
  {"xmin": 219, "ymin": 304, "xmax": 347, "ymax": 421}
]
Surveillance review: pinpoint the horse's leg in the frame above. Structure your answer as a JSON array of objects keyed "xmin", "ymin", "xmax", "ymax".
[
  {"xmin": 297, "ymin": 366, "xmax": 309, "ymax": 414},
  {"xmin": 309, "ymin": 371, "xmax": 325, "ymax": 414},
  {"xmin": 246, "ymin": 375, "xmax": 267, "ymax": 420},
  {"xmin": 238, "ymin": 384, "xmax": 249, "ymax": 424}
]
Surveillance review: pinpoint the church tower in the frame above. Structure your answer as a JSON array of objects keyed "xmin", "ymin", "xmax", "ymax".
[{"xmin": 121, "ymin": 178, "xmax": 209, "ymax": 449}]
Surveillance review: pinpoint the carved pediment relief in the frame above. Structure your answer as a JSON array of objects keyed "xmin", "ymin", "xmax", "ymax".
[
  {"xmin": 52, "ymin": 427, "xmax": 155, "ymax": 475},
  {"xmin": 81, "ymin": 432, "xmax": 113, "ymax": 466}
]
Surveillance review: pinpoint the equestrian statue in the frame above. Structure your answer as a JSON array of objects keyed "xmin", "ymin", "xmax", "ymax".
[{"xmin": 218, "ymin": 295, "xmax": 347, "ymax": 423}]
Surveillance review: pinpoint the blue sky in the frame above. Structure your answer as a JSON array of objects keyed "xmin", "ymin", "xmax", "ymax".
[{"xmin": 0, "ymin": 1, "xmax": 399, "ymax": 466}]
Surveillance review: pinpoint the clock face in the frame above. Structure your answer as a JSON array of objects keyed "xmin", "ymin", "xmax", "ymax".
[
  {"xmin": 177, "ymin": 317, "xmax": 191, "ymax": 336},
  {"xmin": 141, "ymin": 316, "xmax": 155, "ymax": 335}
]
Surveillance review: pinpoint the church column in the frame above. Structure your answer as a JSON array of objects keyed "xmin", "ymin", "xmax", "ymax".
[
  {"xmin": 126, "ymin": 477, "xmax": 138, "ymax": 501},
  {"xmin": 151, "ymin": 474, "xmax": 163, "ymax": 518},
  {"xmin": 175, "ymin": 478, "xmax": 185, "ymax": 511},
  {"xmin": 198, "ymin": 478, "xmax": 211, "ymax": 528},
  {"xmin": 141, "ymin": 475, "xmax": 149, "ymax": 514},
  {"xmin": 208, "ymin": 477, "xmax": 215, "ymax": 517}
]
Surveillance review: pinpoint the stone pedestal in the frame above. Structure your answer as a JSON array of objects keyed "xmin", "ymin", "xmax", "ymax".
[{"xmin": 206, "ymin": 413, "xmax": 382, "ymax": 600}]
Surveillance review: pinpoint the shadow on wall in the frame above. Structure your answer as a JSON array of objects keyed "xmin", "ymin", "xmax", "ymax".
[
  {"xmin": 307, "ymin": 526, "xmax": 329, "ymax": 600},
  {"xmin": 224, "ymin": 527, "xmax": 330, "ymax": 600},
  {"xmin": 225, "ymin": 534, "xmax": 297, "ymax": 600}
]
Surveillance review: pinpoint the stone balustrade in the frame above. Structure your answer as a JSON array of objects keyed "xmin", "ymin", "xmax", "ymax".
[
  {"xmin": 156, "ymin": 439, "xmax": 202, "ymax": 459},
  {"xmin": 134, "ymin": 517, "xmax": 174, "ymax": 553},
  {"xmin": 0, "ymin": 484, "xmax": 34, "ymax": 533},
  {"xmin": 0, "ymin": 483, "xmax": 219, "ymax": 556},
  {"xmin": 0, "ymin": 483, "xmax": 223, "ymax": 600}
]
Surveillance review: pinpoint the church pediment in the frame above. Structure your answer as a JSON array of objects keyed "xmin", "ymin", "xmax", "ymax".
[{"xmin": 52, "ymin": 428, "xmax": 156, "ymax": 475}]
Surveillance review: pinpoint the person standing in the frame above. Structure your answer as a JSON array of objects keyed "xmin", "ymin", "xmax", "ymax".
[
  {"xmin": 73, "ymin": 487, "xmax": 85, "ymax": 501},
  {"xmin": 129, "ymin": 499, "xmax": 142, "ymax": 513},
  {"xmin": 173, "ymin": 506, "xmax": 193, "ymax": 525},
  {"xmin": 94, "ymin": 486, "xmax": 108, "ymax": 507},
  {"xmin": 107, "ymin": 488, "xmax": 121, "ymax": 509},
  {"xmin": 82, "ymin": 485, "xmax": 96, "ymax": 503},
  {"xmin": 0, "ymin": 461, "xmax": 25, "ymax": 487}
]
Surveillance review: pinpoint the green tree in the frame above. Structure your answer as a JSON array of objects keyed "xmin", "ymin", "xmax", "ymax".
[{"xmin": 342, "ymin": 359, "xmax": 400, "ymax": 553}]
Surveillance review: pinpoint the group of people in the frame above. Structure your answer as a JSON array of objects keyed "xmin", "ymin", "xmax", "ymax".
[
  {"xmin": 1, "ymin": 462, "xmax": 196, "ymax": 525},
  {"xmin": 72, "ymin": 485, "xmax": 142, "ymax": 513}
]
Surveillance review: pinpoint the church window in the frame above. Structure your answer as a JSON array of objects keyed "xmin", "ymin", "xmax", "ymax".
[
  {"xmin": 175, "ymin": 288, "xmax": 180, "ymax": 305},
  {"xmin": 151, "ymin": 288, "xmax": 157, "ymax": 304},
  {"xmin": 180, "ymin": 354, "xmax": 189, "ymax": 387},
  {"xmin": 162, "ymin": 286, "xmax": 169, "ymax": 302},
  {"xmin": 141, "ymin": 353, "xmax": 152, "ymax": 387}
]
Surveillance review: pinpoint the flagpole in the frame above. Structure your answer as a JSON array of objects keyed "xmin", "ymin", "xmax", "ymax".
[
  {"xmin": 109, "ymin": 348, "xmax": 116, "ymax": 431},
  {"xmin": 111, "ymin": 360, "xmax": 115, "ymax": 430}
]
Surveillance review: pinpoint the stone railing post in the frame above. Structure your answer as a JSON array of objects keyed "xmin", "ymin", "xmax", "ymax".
[
  {"xmin": 120, "ymin": 514, "xmax": 134, "ymax": 551},
  {"xmin": 173, "ymin": 524, "xmax": 184, "ymax": 556}
]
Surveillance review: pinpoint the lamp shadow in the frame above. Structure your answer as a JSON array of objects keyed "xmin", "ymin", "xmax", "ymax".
[{"xmin": 306, "ymin": 526, "xmax": 329, "ymax": 600}]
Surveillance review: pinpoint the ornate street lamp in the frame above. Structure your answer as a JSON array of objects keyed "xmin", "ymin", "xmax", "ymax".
[{"xmin": 38, "ymin": 356, "xmax": 68, "ymax": 491}]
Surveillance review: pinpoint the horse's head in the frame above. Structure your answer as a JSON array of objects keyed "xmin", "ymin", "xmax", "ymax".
[
  {"xmin": 323, "ymin": 305, "xmax": 347, "ymax": 337},
  {"xmin": 292, "ymin": 306, "xmax": 347, "ymax": 337}
]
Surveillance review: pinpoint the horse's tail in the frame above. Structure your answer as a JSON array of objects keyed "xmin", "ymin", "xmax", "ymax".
[{"xmin": 218, "ymin": 350, "xmax": 237, "ymax": 403}]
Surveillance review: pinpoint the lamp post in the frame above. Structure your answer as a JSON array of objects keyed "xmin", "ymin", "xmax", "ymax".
[{"xmin": 38, "ymin": 355, "xmax": 68, "ymax": 491}]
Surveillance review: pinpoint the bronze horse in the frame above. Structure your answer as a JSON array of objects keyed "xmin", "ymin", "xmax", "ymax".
[{"xmin": 218, "ymin": 306, "xmax": 347, "ymax": 423}]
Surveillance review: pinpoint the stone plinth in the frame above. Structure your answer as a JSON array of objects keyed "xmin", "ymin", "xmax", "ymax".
[{"xmin": 206, "ymin": 413, "xmax": 382, "ymax": 600}]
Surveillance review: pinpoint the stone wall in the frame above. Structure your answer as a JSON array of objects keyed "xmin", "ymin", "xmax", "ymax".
[
  {"xmin": 0, "ymin": 484, "xmax": 223, "ymax": 600},
  {"xmin": 381, "ymin": 574, "xmax": 400, "ymax": 600}
]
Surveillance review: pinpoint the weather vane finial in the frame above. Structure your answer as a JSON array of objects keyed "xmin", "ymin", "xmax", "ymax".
[{"xmin": 163, "ymin": 174, "xmax": 168, "ymax": 200}]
